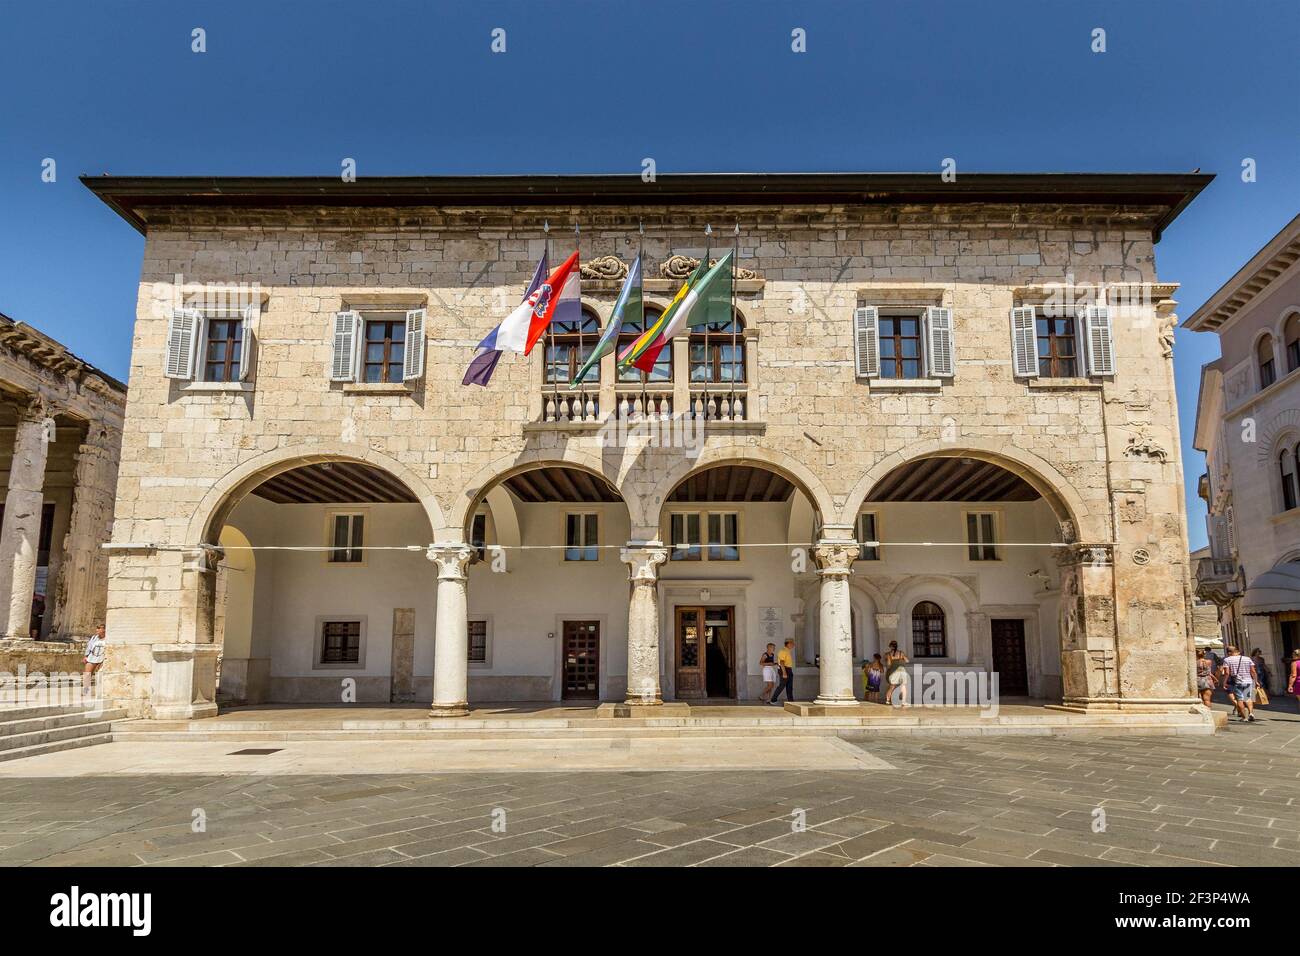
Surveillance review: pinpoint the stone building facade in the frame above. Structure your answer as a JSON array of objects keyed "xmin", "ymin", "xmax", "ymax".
[
  {"xmin": 1189, "ymin": 212, "xmax": 1300, "ymax": 693},
  {"xmin": 0, "ymin": 312, "xmax": 125, "ymax": 673},
  {"xmin": 83, "ymin": 173, "xmax": 1208, "ymax": 719}
]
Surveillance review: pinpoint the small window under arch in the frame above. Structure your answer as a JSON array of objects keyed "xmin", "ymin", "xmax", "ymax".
[
  {"xmin": 1286, "ymin": 314, "xmax": 1300, "ymax": 374},
  {"xmin": 1282, "ymin": 449, "xmax": 1298, "ymax": 512},
  {"xmin": 689, "ymin": 312, "xmax": 746, "ymax": 384},
  {"xmin": 911, "ymin": 601, "xmax": 947, "ymax": 658},
  {"xmin": 544, "ymin": 308, "xmax": 602, "ymax": 385},
  {"xmin": 1258, "ymin": 335, "xmax": 1277, "ymax": 389}
]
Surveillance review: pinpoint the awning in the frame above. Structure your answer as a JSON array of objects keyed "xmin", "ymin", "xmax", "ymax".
[
  {"xmin": 1194, "ymin": 635, "xmax": 1224, "ymax": 649},
  {"xmin": 1241, "ymin": 562, "xmax": 1300, "ymax": 615}
]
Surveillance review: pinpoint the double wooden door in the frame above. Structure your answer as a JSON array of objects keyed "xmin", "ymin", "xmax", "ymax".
[
  {"xmin": 561, "ymin": 620, "xmax": 600, "ymax": 699},
  {"xmin": 991, "ymin": 618, "xmax": 1029, "ymax": 697},
  {"xmin": 674, "ymin": 606, "xmax": 735, "ymax": 699}
]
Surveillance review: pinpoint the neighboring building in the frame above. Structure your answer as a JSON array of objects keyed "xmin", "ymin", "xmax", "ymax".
[
  {"xmin": 83, "ymin": 172, "xmax": 1207, "ymax": 720},
  {"xmin": 0, "ymin": 312, "xmax": 124, "ymax": 647},
  {"xmin": 1188, "ymin": 546, "xmax": 1223, "ymax": 653},
  {"xmin": 1188, "ymin": 212, "xmax": 1300, "ymax": 693}
]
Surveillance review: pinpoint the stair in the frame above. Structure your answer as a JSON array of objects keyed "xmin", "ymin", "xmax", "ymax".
[{"xmin": 0, "ymin": 702, "xmax": 125, "ymax": 763}]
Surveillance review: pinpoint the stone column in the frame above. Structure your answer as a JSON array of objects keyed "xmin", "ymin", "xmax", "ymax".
[
  {"xmin": 51, "ymin": 427, "xmax": 120, "ymax": 640},
  {"xmin": 0, "ymin": 398, "xmax": 53, "ymax": 640},
  {"xmin": 965, "ymin": 611, "xmax": 990, "ymax": 667},
  {"xmin": 1056, "ymin": 545, "xmax": 1121, "ymax": 707},
  {"xmin": 813, "ymin": 540, "xmax": 858, "ymax": 705},
  {"xmin": 620, "ymin": 543, "xmax": 668, "ymax": 704},
  {"xmin": 428, "ymin": 544, "xmax": 474, "ymax": 716},
  {"xmin": 151, "ymin": 547, "xmax": 221, "ymax": 720}
]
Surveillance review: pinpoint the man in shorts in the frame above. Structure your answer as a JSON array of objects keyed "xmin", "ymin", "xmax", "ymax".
[{"xmin": 1219, "ymin": 644, "xmax": 1258, "ymax": 723}]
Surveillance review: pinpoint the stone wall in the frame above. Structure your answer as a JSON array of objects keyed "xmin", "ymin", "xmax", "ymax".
[{"xmin": 104, "ymin": 202, "xmax": 1196, "ymax": 715}]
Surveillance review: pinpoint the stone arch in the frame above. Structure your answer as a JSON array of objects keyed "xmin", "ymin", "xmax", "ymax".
[
  {"xmin": 1255, "ymin": 409, "xmax": 1300, "ymax": 468},
  {"xmin": 839, "ymin": 440, "xmax": 1094, "ymax": 541},
  {"xmin": 451, "ymin": 451, "xmax": 646, "ymax": 540},
  {"xmin": 884, "ymin": 575, "xmax": 980, "ymax": 663},
  {"xmin": 643, "ymin": 444, "xmax": 836, "ymax": 534},
  {"xmin": 187, "ymin": 442, "xmax": 447, "ymax": 546},
  {"xmin": 884, "ymin": 574, "xmax": 980, "ymax": 616}
]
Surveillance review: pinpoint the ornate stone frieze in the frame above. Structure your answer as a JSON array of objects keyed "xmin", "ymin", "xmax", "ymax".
[
  {"xmin": 1124, "ymin": 425, "xmax": 1169, "ymax": 463},
  {"xmin": 659, "ymin": 254, "xmax": 759, "ymax": 281},
  {"xmin": 579, "ymin": 255, "xmax": 628, "ymax": 281}
]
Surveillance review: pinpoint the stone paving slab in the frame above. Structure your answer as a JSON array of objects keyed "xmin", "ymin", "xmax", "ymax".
[{"xmin": 0, "ymin": 704, "xmax": 1294, "ymax": 867}]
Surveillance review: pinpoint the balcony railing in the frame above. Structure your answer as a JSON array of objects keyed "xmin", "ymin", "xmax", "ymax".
[
  {"xmin": 616, "ymin": 390, "xmax": 673, "ymax": 419},
  {"xmin": 688, "ymin": 388, "xmax": 747, "ymax": 421},
  {"xmin": 540, "ymin": 392, "xmax": 600, "ymax": 423}
]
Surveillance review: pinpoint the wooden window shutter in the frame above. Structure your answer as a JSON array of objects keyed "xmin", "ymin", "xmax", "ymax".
[
  {"xmin": 164, "ymin": 308, "xmax": 201, "ymax": 380},
  {"xmin": 853, "ymin": 306, "xmax": 879, "ymax": 378},
  {"xmin": 239, "ymin": 302, "xmax": 259, "ymax": 382},
  {"xmin": 1082, "ymin": 305, "xmax": 1115, "ymax": 376},
  {"xmin": 330, "ymin": 311, "xmax": 361, "ymax": 382},
  {"xmin": 925, "ymin": 306, "xmax": 954, "ymax": 377},
  {"xmin": 1010, "ymin": 306, "xmax": 1038, "ymax": 378},
  {"xmin": 403, "ymin": 308, "xmax": 426, "ymax": 381}
]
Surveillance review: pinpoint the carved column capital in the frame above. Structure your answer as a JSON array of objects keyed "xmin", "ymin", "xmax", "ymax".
[
  {"xmin": 620, "ymin": 543, "xmax": 669, "ymax": 583},
  {"xmin": 813, "ymin": 540, "xmax": 857, "ymax": 576},
  {"xmin": 1054, "ymin": 543, "xmax": 1112, "ymax": 569},
  {"xmin": 426, "ymin": 544, "xmax": 474, "ymax": 581}
]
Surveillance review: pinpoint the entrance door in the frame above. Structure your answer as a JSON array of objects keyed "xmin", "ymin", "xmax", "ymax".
[
  {"xmin": 561, "ymin": 620, "xmax": 600, "ymax": 700},
  {"xmin": 675, "ymin": 606, "xmax": 735, "ymax": 699},
  {"xmin": 991, "ymin": 618, "xmax": 1029, "ymax": 696}
]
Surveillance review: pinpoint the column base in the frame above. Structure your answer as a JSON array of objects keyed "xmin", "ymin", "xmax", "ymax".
[
  {"xmin": 1049, "ymin": 696, "xmax": 1204, "ymax": 714},
  {"xmin": 429, "ymin": 702, "xmax": 469, "ymax": 718},
  {"xmin": 150, "ymin": 643, "xmax": 218, "ymax": 721},
  {"xmin": 599, "ymin": 701, "xmax": 691, "ymax": 718},
  {"xmin": 812, "ymin": 694, "xmax": 860, "ymax": 707},
  {"xmin": 153, "ymin": 702, "xmax": 219, "ymax": 720}
]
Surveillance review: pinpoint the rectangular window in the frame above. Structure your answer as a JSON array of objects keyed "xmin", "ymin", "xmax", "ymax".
[
  {"xmin": 1036, "ymin": 314, "xmax": 1078, "ymax": 377},
  {"xmin": 707, "ymin": 512, "xmax": 739, "ymax": 561},
  {"xmin": 966, "ymin": 512, "xmax": 998, "ymax": 561},
  {"xmin": 857, "ymin": 512, "xmax": 879, "ymax": 561},
  {"xmin": 670, "ymin": 512, "xmax": 701, "ymax": 561},
  {"xmin": 362, "ymin": 315, "xmax": 406, "ymax": 384},
  {"xmin": 877, "ymin": 313, "xmax": 922, "ymax": 379},
  {"xmin": 320, "ymin": 621, "xmax": 361, "ymax": 664},
  {"xmin": 471, "ymin": 513, "xmax": 487, "ymax": 561},
  {"xmin": 564, "ymin": 513, "xmax": 598, "ymax": 561},
  {"xmin": 468, "ymin": 620, "xmax": 488, "ymax": 663},
  {"xmin": 329, "ymin": 513, "xmax": 364, "ymax": 563},
  {"xmin": 203, "ymin": 317, "xmax": 243, "ymax": 382}
]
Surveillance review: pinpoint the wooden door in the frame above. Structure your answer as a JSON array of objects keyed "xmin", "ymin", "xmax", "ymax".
[
  {"xmin": 675, "ymin": 607, "xmax": 705, "ymax": 699},
  {"xmin": 991, "ymin": 618, "xmax": 1029, "ymax": 697},
  {"xmin": 561, "ymin": 620, "xmax": 600, "ymax": 699}
]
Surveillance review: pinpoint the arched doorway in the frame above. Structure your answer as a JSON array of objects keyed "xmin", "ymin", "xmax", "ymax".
[
  {"xmin": 652, "ymin": 460, "xmax": 827, "ymax": 702},
  {"xmin": 211, "ymin": 457, "xmax": 433, "ymax": 705},
  {"xmin": 458, "ymin": 463, "xmax": 635, "ymax": 703},
  {"xmin": 852, "ymin": 453, "xmax": 1072, "ymax": 700}
]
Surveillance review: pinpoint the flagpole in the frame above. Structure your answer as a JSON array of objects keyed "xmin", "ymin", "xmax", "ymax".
[
  {"xmin": 574, "ymin": 221, "xmax": 583, "ymax": 417},
  {"xmin": 544, "ymin": 220, "xmax": 559, "ymax": 415},
  {"xmin": 731, "ymin": 220, "xmax": 740, "ymax": 420},
  {"xmin": 638, "ymin": 219, "xmax": 646, "ymax": 419},
  {"xmin": 703, "ymin": 223, "xmax": 712, "ymax": 419}
]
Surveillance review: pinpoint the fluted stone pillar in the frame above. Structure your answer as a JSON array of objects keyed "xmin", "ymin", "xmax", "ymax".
[
  {"xmin": 51, "ymin": 427, "xmax": 120, "ymax": 640},
  {"xmin": 620, "ymin": 543, "xmax": 668, "ymax": 704},
  {"xmin": 0, "ymin": 398, "xmax": 52, "ymax": 640},
  {"xmin": 813, "ymin": 540, "xmax": 858, "ymax": 705},
  {"xmin": 428, "ymin": 544, "xmax": 474, "ymax": 716}
]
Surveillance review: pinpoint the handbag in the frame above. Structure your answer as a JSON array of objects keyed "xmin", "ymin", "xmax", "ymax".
[{"xmin": 1255, "ymin": 686, "xmax": 1270, "ymax": 705}]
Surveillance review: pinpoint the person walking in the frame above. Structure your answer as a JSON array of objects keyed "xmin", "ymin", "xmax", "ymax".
[
  {"xmin": 863, "ymin": 653, "xmax": 883, "ymax": 703},
  {"xmin": 1194, "ymin": 648, "xmax": 1215, "ymax": 709},
  {"xmin": 884, "ymin": 640, "xmax": 910, "ymax": 707},
  {"xmin": 1249, "ymin": 648, "xmax": 1271, "ymax": 705},
  {"xmin": 1219, "ymin": 645, "xmax": 1258, "ymax": 723},
  {"xmin": 1288, "ymin": 649, "xmax": 1300, "ymax": 713},
  {"xmin": 82, "ymin": 623, "xmax": 107, "ymax": 698},
  {"xmin": 759, "ymin": 643, "xmax": 778, "ymax": 703},
  {"xmin": 769, "ymin": 639, "xmax": 796, "ymax": 705}
]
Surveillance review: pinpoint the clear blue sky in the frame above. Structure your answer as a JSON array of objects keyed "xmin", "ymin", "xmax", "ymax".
[{"xmin": 2, "ymin": 0, "xmax": 1297, "ymax": 547}]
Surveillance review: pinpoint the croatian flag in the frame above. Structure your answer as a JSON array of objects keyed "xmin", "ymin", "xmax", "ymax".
[
  {"xmin": 463, "ymin": 251, "xmax": 582, "ymax": 387},
  {"xmin": 463, "ymin": 253, "xmax": 548, "ymax": 387}
]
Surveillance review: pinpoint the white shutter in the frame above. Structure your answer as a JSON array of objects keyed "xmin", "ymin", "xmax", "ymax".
[
  {"xmin": 1209, "ymin": 514, "xmax": 1229, "ymax": 559},
  {"xmin": 1082, "ymin": 305, "xmax": 1115, "ymax": 376},
  {"xmin": 164, "ymin": 308, "xmax": 201, "ymax": 380},
  {"xmin": 925, "ymin": 306, "xmax": 954, "ymax": 377},
  {"xmin": 1010, "ymin": 306, "xmax": 1038, "ymax": 378},
  {"xmin": 330, "ymin": 311, "xmax": 361, "ymax": 382},
  {"xmin": 239, "ymin": 302, "xmax": 258, "ymax": 381},
  {"xmin": 403, "ymin": 308, "xmax": 426, "ymax": 381},
  {"xmin": 853, "ymin": 306, "xmax": 879, "ymax": 378}
]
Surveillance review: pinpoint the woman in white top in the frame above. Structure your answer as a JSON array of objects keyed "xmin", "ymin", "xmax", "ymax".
[
  {"xmin": 83, "ymin": 623, "xmax": 106, "ymax": 696},
  {"xmin": 759, "ymin": 643, "xmax": 778, "ymax": 702}
]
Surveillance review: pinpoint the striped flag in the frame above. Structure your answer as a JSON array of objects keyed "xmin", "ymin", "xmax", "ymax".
[
  {"xmin": 626, "ymin": 252, "xmax": 732, "ymax": 373},
  {"xmin": 618, "ymin": 256, "xmax": 707, "ymax": 369},
  {"xmin": 570, "ymin": 255, "xmax": 642, "ymax": 385},
  {"xmin": 463, "ymin": 252, "xmax": 547, "ymax": 386}
]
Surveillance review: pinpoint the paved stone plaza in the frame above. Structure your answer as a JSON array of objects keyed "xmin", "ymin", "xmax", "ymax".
[{"xmin": 0, "ymin": 703, "xmax": 1294, "ymax": 867}]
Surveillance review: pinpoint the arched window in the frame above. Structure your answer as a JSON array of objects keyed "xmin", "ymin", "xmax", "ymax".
[
  {"xmin": 1282, "ymin": 450, "xmax": 1298, "ymax": 512},
  {"xmin": 544, "ymin": 308, "xmax": 602, "ymax": 385},
  {"xmin": 1258, "ymin": 335, "xmax": 1276, "ymax": 389},
  {"xmin": 689, "ymin": 312, "xmax": 746, "ymax": 383},
  {"xmin": 617, "ymin": 306, "xmax": 672, "ymax": 384},
  {"xmin": 1286, "ymin": 314, "xmax": 1300, "ymax": 374},
  {"xmin": 911, "ymin": 601, "xmax": 947, "ymax": 658}
]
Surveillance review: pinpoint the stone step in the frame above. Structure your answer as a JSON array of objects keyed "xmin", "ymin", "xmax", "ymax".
[
  {"xmin": 0, "ymin": 732, "xmax": 115, "ymax": 764},
  {"xmin": 0, "ymin": 708, "xmax": 126, "ymax": 741},
  {"xmin": 0, "ymin": 717, "xmax": 122, "ymax": 753},
  {"xmin": 0, "ymin": 702, "xmax": 116, "ymax": 723}
]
